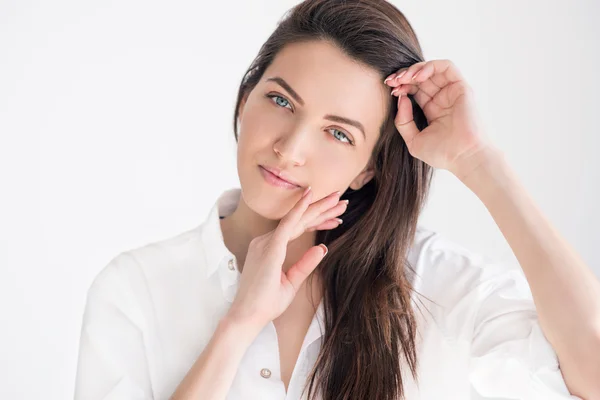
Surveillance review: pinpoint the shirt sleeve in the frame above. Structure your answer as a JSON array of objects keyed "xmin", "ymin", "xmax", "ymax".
[
  {"xmin": 74, "ymin": 253, "xmax": 154, "ymax": 400},
  {"xmin": 466, "ymin": 267, "xmax": 583, "ymax": 399}
]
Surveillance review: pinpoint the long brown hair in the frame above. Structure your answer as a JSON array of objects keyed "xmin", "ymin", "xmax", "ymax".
[{"xmin": 232, "ymin": 1, "xmax": 434, "ymax": 398}]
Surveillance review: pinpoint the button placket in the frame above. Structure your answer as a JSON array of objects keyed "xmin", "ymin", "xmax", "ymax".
[
  {"xmin": 260, "ymin": 368, "xmax": 272, "ymax": 379},
  {"xmin": 220, "ymin": 257, "xmax": 240, "ymax": 303},
  {"xmin": 239, "ymin": 321, "xmax": 283, "ymax": 393}
]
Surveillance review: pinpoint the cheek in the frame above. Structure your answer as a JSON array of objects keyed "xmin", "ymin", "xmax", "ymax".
[
  {"xmin": 238, "ymin": 98, "xmax": 355, "ymax": 165},
  {"xmin": 311, "ymin": 155, "xmax": 356, "ymax": 190},
  {"xmin": 240, "ymin": 102, "xmax": 286, "ymax": 144}
]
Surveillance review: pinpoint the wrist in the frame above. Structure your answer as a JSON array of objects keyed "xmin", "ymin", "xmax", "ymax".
[
  {"xmin": 219, "ymin": 312, "xmax": 265, "ymax": 343},
  {"xmin": 451, "ymin": 144, "xmax": 511, "ymax": 199},
  {"xmin": 450, "ymin": 142, "xmax": 501, "ymax": 181}
]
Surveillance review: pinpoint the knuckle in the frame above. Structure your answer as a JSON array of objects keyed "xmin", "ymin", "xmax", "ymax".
[{"xmin": 301, "ymin": 222, "xmax": 310, "ymax": 232}]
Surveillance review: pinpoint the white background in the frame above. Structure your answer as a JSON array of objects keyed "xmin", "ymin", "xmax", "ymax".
[{"xmin": 1, "ymin": 0, "xmax": 598, "ymax": 398}]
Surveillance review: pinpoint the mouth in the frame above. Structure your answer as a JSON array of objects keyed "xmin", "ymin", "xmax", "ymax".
[{"xmin": 259, "ymin": 165, "xmax": 302, "ymax": 189}]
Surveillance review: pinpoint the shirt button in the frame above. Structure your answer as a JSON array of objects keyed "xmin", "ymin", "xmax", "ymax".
[
  {"xmin": 260, "ymin": 368, "xmax": 272, "ymax": 379},
  {"xmin": 228, "ymin": 259, "xmax": 235, "ymax": 271}
]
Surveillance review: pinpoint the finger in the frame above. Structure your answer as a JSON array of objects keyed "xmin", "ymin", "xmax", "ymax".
[
  {"xmin": 395, "ymin": 60, "xmax": 464, "ymax": 98},
  {"xmin": 283, "ymin": 244, "xmax": 328, "ymax": 294},
  {"xmin": 391, "ymin": 83, "xmax": 419, "ymax": 98},
  {"xmin": 306, "ymin": 218, "xmax": 342, "ymax": 232},
  {"xmin": 383, "ymin": 61, "xmax": 427, "ymax": 86},
  {"xmin": 392, "ymin": 83, "xmax": 443, "ymax": 118},
  {"xmin": 289, "ymin": 191, "xmax": 342, "ymax": 238},
  {"xmin": 305, "ymin": 201, "xmax": 347, "ymax": 231},
  {"xmin": 394, "ymin": 92, "xmax": 421, "ymax": 153},
  {"xmin": 274, "ymin": 186, "xmax": 313, "ymax": 241},
  {"xmin": 391, "ymin": 60, "xmax": 462, "ymax": 113},
  {"xmin": 393, "ymin": 76, "xmax": 438, "ymax": 106},
  {"xmin": 387, "ymin": 65, "xmax": 442, "ymax": 115},
  {"xmin": 399, "ymin": 62, "xmax": 447, "ymax": 114}
]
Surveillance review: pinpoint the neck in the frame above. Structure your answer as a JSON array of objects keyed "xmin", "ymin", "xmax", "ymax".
[{"xmin": 220, "ymin": 194, "xmax": 318, "ymax": 275}]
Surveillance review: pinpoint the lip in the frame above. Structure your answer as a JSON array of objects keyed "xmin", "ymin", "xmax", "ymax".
[{"xmin": 259, "ymin": 166, "xmax": 302, "ymax": 189}]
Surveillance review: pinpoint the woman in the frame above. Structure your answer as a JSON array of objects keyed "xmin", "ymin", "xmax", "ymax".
[{"xmin": 74, "ymin": 0, "xmax": 600, "ymax": 399}]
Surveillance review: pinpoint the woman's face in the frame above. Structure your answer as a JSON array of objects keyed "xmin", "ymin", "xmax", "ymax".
[{"xmin": 236, "ymin": 40, "xmax": 389, "ymax": 220}]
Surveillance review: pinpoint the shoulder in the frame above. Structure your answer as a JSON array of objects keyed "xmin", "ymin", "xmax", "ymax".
[
  {"xmin": 86, "ymin": 225, "xmax": 205, "ymax": 300},
  {"xmin": 408, "ymin": 224, "xmax": 530, "ymax": 336},
  {"xmin": 408, "ymin": 224, "xmax": 520, "ymax": 290}
]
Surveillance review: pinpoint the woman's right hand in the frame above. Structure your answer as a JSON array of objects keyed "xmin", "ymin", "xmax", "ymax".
[{"xmin": 225, "ymin": 186, "xmax": 348, "ymax": 330}]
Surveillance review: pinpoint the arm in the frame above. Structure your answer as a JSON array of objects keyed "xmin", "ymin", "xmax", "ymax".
[
  {"xmin": 169, "ymin": 316, "xmax": 262, "ymax": 400},
  {"xmin": 467, "ymin": 266, "xmax": 583, "ymax": 399},
  {"xmin": 384, "ymin": 57, "xmax": 598, "ymax": 397},
  {"xmin": 75, "ymin": 255, "xmax": 154, "ymax": 400},
  {"xmin": 455, "ymin": 145, "xmax": 600, "ymax": 399},
  {"xmin": 75, "ymin": 253, "xmax": 263, "ymax": 400}
]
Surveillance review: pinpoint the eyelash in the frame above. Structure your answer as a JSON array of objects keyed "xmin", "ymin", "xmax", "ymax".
[{"xmin": 265, "ymin": 93, "xmax": 355, "ymax": 146}]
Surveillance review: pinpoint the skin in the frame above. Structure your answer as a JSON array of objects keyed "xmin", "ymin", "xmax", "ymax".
[
  {"xmin": 171, "ymin": 42, "xmax": 600, "ymax": 398},
  {"xmin": 171, "ymin": 40, "xmax": 391, "ymax": 398},
  {"xmin": 220, "ymin": 40, "xmax": 389, "ymax": 392},
  {"xmin": 222, "ymin": 39, "xmax": 388, "ymax": 273},
  {"xmin": 388, "ymin": 60, "xmax": 600, "ymax": 398}
]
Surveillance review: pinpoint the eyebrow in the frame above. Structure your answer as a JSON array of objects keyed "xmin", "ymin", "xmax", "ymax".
[{"xmin": 265, "ymin": 76, "xmax": 367, "ymax": 141}]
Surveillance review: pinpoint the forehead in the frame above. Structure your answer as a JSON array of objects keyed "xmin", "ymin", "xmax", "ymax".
[{"xmin": 262, "ymin": 40, "xmax": 389, "ymax": 142}]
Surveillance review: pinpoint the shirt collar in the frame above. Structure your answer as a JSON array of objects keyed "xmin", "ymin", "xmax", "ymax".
[
  {"xmin": 303, "ymin": 299, "xmax": 325, "ymax": 348},
  {"xmin": 199, "ymin": 187, "xmax": 326, "ymax": 346},
  {"xmin": 201, "ymin": 187, "xmax": 241, "ymax": 279},
  {"xmin": 197, "ymin": 188, "xmax": 429, "ymax": 351}
]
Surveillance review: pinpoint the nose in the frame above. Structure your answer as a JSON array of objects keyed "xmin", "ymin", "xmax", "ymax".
[{"xmin": 272, "ymin": 129, "xmax": 308, "ymax": 166}]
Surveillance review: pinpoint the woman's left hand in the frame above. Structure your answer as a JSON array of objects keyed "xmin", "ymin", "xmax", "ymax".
[{"xmin": 385, "ymin": 59, "xmax": 494, "ymax": 178}]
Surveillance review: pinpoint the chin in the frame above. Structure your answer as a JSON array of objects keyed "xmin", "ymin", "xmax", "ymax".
[{"xmin": 241, "ymin": 182, "xmax": 297, "ymax": 221}]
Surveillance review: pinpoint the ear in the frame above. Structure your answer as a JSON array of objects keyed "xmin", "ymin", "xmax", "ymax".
[{"xmin": 349, "ymin": 164, "xmax": 375, "ymax": 191}]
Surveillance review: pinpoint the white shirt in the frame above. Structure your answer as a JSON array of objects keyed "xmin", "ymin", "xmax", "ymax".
[{"xmin": 75, "ymin": 187, "xmax": 581, "ymax": 400}]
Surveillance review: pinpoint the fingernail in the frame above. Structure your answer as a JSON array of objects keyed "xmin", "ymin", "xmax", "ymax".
[
  {"xmin": 395, "ymin": 70, "xmax": 407, "ymax": 80},
  {"xmin": 303, "ymin": 186, "xmax": 312, "ymax": 198},
  {"xmin": 411, "ymin": 70, "xmax": 421, "ymax": 81},
  {"xmin": 342, "ymin": 199, "xmax": 349, "ymax": 205},
  {"xmin": 335, "ymin": 218, "xmax": 343, "ymax": 224},
  {"xmin": 384, "ymin": 74, "xmax": 396, "ymax": 84},
  {"xmin": 319, "ymin": 243, "xmax": 328, "ymax": 256}
]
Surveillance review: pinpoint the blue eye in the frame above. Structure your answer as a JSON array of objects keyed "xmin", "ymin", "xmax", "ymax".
[
  {"xmin": 266, "ymin": 93, "xmax": 355, "ymax": 146},
  {"xmin": 267, "ymin": 94, "xmax": 292, "ymax": 110},
  {"xmin": 327, "ymin": 128, "xmax": 353, "ymax": 145}
]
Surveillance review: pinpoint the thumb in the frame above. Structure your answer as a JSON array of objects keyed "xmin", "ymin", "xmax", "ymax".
[
  {"xmin": 395, "ymin": 93, "xmax": 420, "ymax": 153},
  {"xmin": 284, "ymin": 244, "xmax": 328, "ymax": 294}
]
